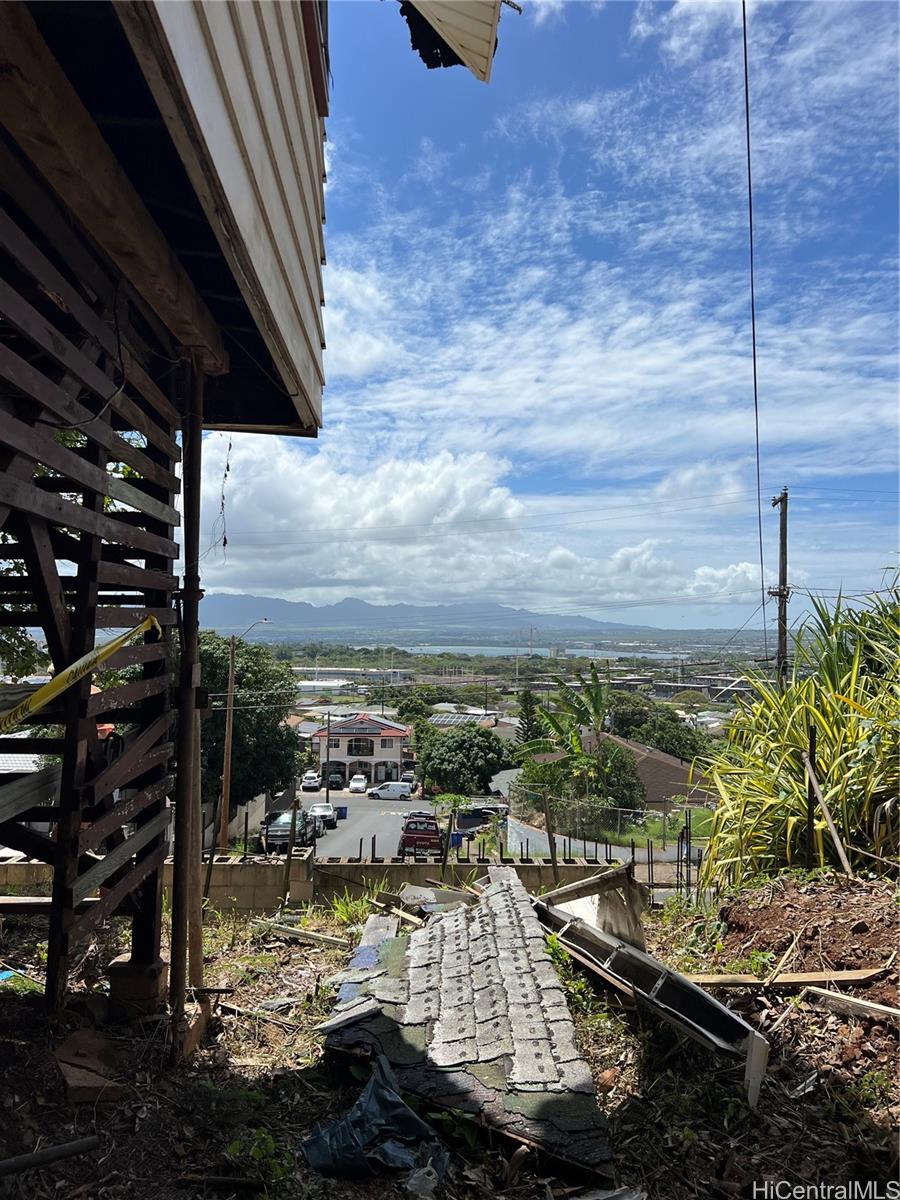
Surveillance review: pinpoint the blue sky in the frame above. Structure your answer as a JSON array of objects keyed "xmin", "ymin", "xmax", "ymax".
[{"xmin": 202, "ymin": 0, "xmax": 898, "ymax": 631}]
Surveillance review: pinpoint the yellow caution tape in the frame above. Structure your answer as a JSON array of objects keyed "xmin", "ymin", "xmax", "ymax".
[{"xmin": 0, "ymin": 616, "xmax": 163, "ymax": 735}]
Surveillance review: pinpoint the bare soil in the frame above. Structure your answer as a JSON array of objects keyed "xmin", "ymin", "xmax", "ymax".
[{"xmin": 0, "ymin": 871, "xmax": 896, "ymax": 1200}]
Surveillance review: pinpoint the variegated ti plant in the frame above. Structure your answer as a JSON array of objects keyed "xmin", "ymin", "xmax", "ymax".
[{"xmin": 698, "ymin": 588, "xmax": 899, "ymax": 888}]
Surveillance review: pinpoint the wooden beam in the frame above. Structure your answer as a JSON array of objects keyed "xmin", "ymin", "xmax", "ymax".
[
  {"xmin": 0, "ymin": 208, "xmax": 180, "ymax": 428},
  {"xmin": 0, "ymin": 343, "xmax": 179, "ymax": 493},
  {"xmin": 79, "ymin": 777, "xmax": 171, "ymax": 853},
  {"xmin": 0, "ymin": 765, "xmax": 62, "ymax": 825},
  {"xmin": 0, "ymin": 738, "xmax": 63, "ymax": 756},
  {"xmin": 72, "ymin": 808, "xmax": 171, "ymax": 904},
  {"xmin": 86, "ymin": 676, "xmax": 169, "ymax": 716},
  {"xmin": 0, "ymin": 476, "xmax": 177, "ymax": 559},
  {"xmin": 0, "ymin": 277, "xmax": 180, "ymax": 462},
  {"xmin": 0, "ymin": 4, "xmax": 226, "ymax": 373},
  {"xmin": 688, "ymin": 967, "xmax": 890, "ymax": 989},
  {"xmin": 14, "ymin": 515, "xmax": 72, "ymax": 668},
  {"xmin": 69, "ymin": 844, "xmax": 167, "ymax": 941},
  {"xmin": 0, "ymin": 896, "xmax": 99, "ymax": 915},
  {"xmin": 0, "ymin": 821, "xmax": 57, "ymax": 862},
  {"xmin": 802, "ymin": 986, "xmax": 900, "ymax": 1025}
]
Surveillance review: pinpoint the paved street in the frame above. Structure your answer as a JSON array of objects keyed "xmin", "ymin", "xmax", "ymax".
[
  {"xmin": 305, "ymin": 788, "xmax": 432, "ymax": 860},
  {"xmin": 506, "ymin": 816, "xmax": 702, "ymax": 865}
]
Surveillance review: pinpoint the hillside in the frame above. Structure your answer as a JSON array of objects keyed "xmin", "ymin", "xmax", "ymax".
[{"xmin": 199, "ymin": 593, "xmax": 655, "ymax": 640}]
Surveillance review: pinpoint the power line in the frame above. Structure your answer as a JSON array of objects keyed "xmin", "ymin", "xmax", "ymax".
[{"xmin": 741, "ymin": 0, "xmax": 769, "ymax": 663}]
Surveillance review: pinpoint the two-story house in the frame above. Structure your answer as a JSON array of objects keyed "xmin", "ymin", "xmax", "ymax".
[{"xmin": 314, "ymin": 714, "xmax": 411, "ymax": 786}]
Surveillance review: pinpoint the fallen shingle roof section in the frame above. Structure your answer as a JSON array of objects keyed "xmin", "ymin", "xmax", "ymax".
[{"xmin": 323, "ymin": 867, "xmax": 612, "ymax": 1173}]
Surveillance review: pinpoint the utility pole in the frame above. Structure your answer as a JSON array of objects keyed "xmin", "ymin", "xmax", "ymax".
[
  {"xmin": 769, "ymin": 487, "xmax": 790, "ymax": 688},
  {"xmin": 219, "ymin": 634, "xmax": 236, "ymax": 851},
  {"xmin": 219, "ymin": 617, "xmax": 267, "ymax": 852},
  {"xmin": 324, "ymin": 711, "xmax": 331, "ymax": 804}
]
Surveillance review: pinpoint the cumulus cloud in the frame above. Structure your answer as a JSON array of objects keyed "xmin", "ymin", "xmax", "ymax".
[{"xmin": 194, "ymin": 2, "xmax": 896, "ymax": 627}]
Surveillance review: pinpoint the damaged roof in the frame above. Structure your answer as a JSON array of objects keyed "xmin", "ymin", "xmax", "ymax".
[{"xmin": 322, "ymin": 868, "xmax": 613, "ymax": 1174}]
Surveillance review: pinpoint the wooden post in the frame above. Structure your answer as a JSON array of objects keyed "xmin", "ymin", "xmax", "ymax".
[
  {"xmin": 281, "ymin": 786, "xmax": 300, "ymax": 906},
  {"xmin": 219, "ymin": 635, "xmax": 236, "ymax": 851},
  {"xmin": 170, "ymin": 360, "xmax": 203, "ymax": 1055},
  {"xmin": 802, "ymin": 751, "xmax": 853, "ymax": 878},
  {"xmin": 188, "ymin": 710, "xmax": 204, "ymax": 990},
  {"xmin": 542, "ymin": 792, "xmax": 559, "ymax": 884},
  {"xmin": 805, "ymin": 723, "xmax": 816, "ymax": 871}
]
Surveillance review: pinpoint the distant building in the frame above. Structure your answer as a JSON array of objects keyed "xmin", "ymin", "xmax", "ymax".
[
  {"xmin": 295, "ymin": 677, "xmax": 356, "ymax": 696},
  {"xmin": 313, "ymin": 713, "xmax": 411, "ymax": 785}
]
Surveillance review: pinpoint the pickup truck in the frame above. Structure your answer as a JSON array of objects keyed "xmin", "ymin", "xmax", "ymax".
[
  {"xmin": 397, "ymin": 811, "xmax": 444, "ymax": 856},
  {"xmin": 258, "ymin": 809, "xmax": 319, "ymax": 853}
]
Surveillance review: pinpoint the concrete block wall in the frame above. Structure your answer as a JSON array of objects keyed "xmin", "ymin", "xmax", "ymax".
[
  {"xmin": 0, "ymin": 850, "xmax": 314, "ymax": 915},
  {"xmin": 0, "ymin": 859, "xmax": 52, "ymax": 893}
]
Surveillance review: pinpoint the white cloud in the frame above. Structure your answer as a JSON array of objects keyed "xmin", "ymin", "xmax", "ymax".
[
  {"xmin": 196, "ymin": 2, "xmax": 896, "ymax": 627},
  {"xmin": 529, "ymin": 0, "xmax": 566, "ymax": 28}
]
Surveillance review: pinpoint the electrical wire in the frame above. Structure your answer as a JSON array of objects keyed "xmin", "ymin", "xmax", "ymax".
[{"xmin": 741, "ymin": 0, "xmax": 769, "ymax": 662}]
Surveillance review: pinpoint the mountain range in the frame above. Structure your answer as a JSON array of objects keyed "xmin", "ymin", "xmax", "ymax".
[{"xmin": 199, "ymin": 593, "xmax": 655, "ymax": 640}]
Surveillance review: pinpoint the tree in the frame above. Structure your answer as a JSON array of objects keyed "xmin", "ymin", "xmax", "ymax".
[
  {"xmin": 396, "ymin": 693, "xmax": 433, "ymax": 723},
  {"xmin": 0, "ymin": 562, "xmax": 43, "ymax": 679},
  {"xmin": 632, "ymin": 708, "xmax": 709, "ymax": 761},
  {"xmin": 418, "ymin": 724, "xmax": 515, "ymax": 796},
  {"xmin": 607, "ymin": 690, "xmax": 654, "ymax": 737},
  {"xmin": 516, "ymin": 687, "xmax": 542, "ymax": 747},
  {"xmin": 199, "ymin": 632, "xmax": 301, "ymax": 815},
  {"xmin": 591, "ymin": 740, "xmax": 645, "ymax": 810}
]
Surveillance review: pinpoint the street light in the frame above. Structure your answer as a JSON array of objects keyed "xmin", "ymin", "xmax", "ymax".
[{"xmin": 219, "ymin": 618, "xmax": 269, "ymax": 850}]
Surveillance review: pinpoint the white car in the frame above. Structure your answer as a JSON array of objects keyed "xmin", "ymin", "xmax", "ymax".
[
  {"xmin": 307, "ymin": 802, "xmax": 337, "ymax": 829},
  {"xmin": 300, "ymin": 770, "xmax": 321, "ymax": 791},
  {"xmin": 348, "ymin": 774, "xmax": 368, "ymax": 793}
]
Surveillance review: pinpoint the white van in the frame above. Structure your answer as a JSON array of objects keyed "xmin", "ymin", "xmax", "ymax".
[{"xmin": 368, "ymin": 780, "xmax": 411, "ymax": 801}]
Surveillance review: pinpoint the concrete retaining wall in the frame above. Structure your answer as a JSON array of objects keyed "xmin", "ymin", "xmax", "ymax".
[
  {"xmin": 0, "ymin": 851, "xmax": 675, "ymax": 916},
  {"xmin": 228, "ymin": 791, "xmax": 269, "ymax": 841},
  {"xmin": 0, "ymin": 850, "xmax": 314, "ymax": 914}
]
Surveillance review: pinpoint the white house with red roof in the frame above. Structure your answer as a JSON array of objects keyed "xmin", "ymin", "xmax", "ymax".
[{"xmin": 313, "ymin": 713, "xmax": 411, "ymax": 785}]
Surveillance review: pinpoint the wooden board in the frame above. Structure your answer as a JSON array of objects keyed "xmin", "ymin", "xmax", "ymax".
[{"xmin": 0, "ymin": 4, "xmax": 226, "ymax": 371}]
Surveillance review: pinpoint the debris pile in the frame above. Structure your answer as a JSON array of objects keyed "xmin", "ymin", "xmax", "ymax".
[{"xmin": 321, "ymin": 868, "xmax": 613, "ymax": 1175}]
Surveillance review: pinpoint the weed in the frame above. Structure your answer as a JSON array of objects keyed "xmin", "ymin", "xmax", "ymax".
[
  {"xmin": 723, "ymin": 948, "xmax": 775, "ymax": 977},
  {"xmin": 545, "ymin": 933, "xmax": 605, "ymax": 1014},
  {"xmin": 850, "ymin": 1069, "xmax": 893, "ymax": 1108},
  {"xmin": 226, "ymin": 1126, "xmax": 294, "ymax": 1193},
  {"xmin": 324, "ymin": 875, "xmax": 388, "ymax": 925},
  {"xmin": 0, "ymin": 971, "xmax": 41, "ymax": 995}
]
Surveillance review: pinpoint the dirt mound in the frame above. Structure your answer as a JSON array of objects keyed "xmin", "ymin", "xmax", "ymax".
[{"xmin": 718, "ymin": 873, "xmax": 898, "ymax": 1005}]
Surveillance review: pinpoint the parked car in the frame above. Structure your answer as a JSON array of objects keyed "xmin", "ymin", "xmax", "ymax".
[
  {"xmin": 399, "ymin": 771, "xmax": 419, "ymax": 793},
  {"xmin": 307, "ymin": 801, "xmax": 337, "ymax": 830},
  {"xmin": 259, "ymin": 809, "xmax": 315, "ymax": 853},
  {"xmin": 300, "ymin": 770, "xmax": 321, "ymax": 792},
  {"xmin": 397, "ymin": 812, "xmax": 444, "ymax": 855},
  {"xmin": 348, "ymin": 774, "xmax": 368, "ymax": 793},
  {"xmin": 368, "ymin": 781, "xmax": 411, "ymax": 801},
  {"xmin": 457, "ymin": 803, "xmax": 509, "ymax": 831},
  {"xmin": 327, "ymin": 772, "xmax": 344, "ymax": 790}
]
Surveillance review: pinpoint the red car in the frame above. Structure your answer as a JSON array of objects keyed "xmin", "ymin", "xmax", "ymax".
[{"xmin": 397, "ymin": 812, "xmax": 443, "ymax": 855}]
